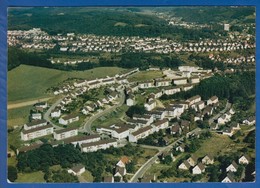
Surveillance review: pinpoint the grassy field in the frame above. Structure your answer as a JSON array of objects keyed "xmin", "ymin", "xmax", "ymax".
[
  {"xmin": 16, "ymin": 171, "xmax": 45, "ymax": 183},
  {"xmin": 81, "ymin": 170, "xmax": 94, "ymax": 182},
  {"xmin": 7, "ymin": 106, "xmax": 32, "ymax": 127},
  {"xmin": 128, "ymin": 70, "xmax": 163, "ymax": 82},
  {"xmin": 194, "ymin": 133, "xmax": 233, "ymax": 157},
  {"xmin": 8, "ymin": 65, "xmax": 125, "ymax": 103},
  {"xmin": 92, "ymin": 105, "xmax": 128, "ymax": 128}
]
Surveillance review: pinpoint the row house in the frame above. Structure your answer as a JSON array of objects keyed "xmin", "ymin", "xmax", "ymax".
[
  {"xmin": 190, "ymin": 76, "xmax": 200, "ymax": 84},
  {"xmin": 81, "ymin": 139, "xmax": 117, "ymax": 153},
  {"xmin": 153, "ymin": 119, "xmax": 169, "ymax": 132},
  {"xmin": 53, "ymin": 127, "xmax": 78, "ymax": 140},
  {"xmin": 59, "ymin": 114, "xmax": 79, "ymax": 125},
  {"xmin": 207, "ymin": 96, "xmax": 219, "ymax": 105},
  {"xmin": 133, "ymin": 114, "xmax": 154, "ymax": 125},
  {"xmin": 74, "ymin": 80, "xmax": 87, "ymax": 87},
  {"xmin": 173, "ymin": 77, "xmax": 188, "ymax": 85},
  {"xmin": 186, "ymin": 95, "xmax": 201, "ymax": 106},
  {"xmin": 145, "ymin": 109, "xmax": 166, "ymax": 120},
  {"xmin": 138, "ymin": 81, "xmax": 154, "ymax": 89},
  {"xmin": 163, "ymin": 86, "xmax": 181, "ymax": 95},
  {"xmin": 127, "ymin": 119, "xmax": 151, "ymax": 128},
  {"xmin": 96, "ymin": 125, "xmax": 130, "ymax": 140},
  {"xmin": 155, "ymin": 79, "xmax": 172, "ymax": 87},
  {"xmin": 191, "ymin": 101, "xmax": 205, "ymax": 112},
  {"xmin": 128, "ymin": 126, "xmax": 155, "ymax": 143},
  {"xmin": 21, "ymin": 124, "xmax": 53, "ymax": 141},
  {"xmin": 182, "ymin": 84, "xmax": 194, "ymax": 91},
  {"xmin": 62, "ymin": 134, "xmax": 101, "ymax": 147},
  {"xmin": 24, "ymin": 119, "xmax": 48, "ymax": 130}
]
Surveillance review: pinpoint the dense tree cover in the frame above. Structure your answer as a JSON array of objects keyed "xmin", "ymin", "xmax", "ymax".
[
  {"xmin": 169, "ymin": 6, "xmax": 255, "ymax": 24},
  {"xmin": 206, "ymin": 165, "xmax": 221, "ymax": 182},
  {"xmin": 126, "ymin": 105, "xmax": 146, "ymax": 118},
  {"xmin": 243, "ymin": 130, "xmax": 255, "ymax": 149},
  {"xmin": 8, "ymin": 47, "xmax": 184, "ymax": 71},
  {"xmin": 8, "ymin": 166, "xmax": 18, "ymax": 182},
  {"xmin": 137, "ymin": 130, "xmax": 167, "ymax": 147},
  {"xmin": 8, "ymin": 7, "xmax": 238, "ymax": 40},
  {"xmin": 44, "ymin": 169, "xmax": 79, "ymax": 183},
  {"xmin": 16, "ymin": 143, "xmax": 144, "ymax": 182},
  {"xmin": 8, "ymin": 47, "xmax": 97, "ymax": 71},
  {"xmin": 17, "ymin": 144, "xmax": 83, "ymax": 172},
  {"xmin": 161, "ymin": 71, "xmax": 255, "ymax": 102}
]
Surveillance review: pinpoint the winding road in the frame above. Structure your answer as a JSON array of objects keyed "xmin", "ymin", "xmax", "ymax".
[
  {"xmin": 79, "ymin": 89, "xmax": 125, "ymax": 134},
  {"xmin": 129, "ymin": 127, "xmax": 201, "ymax": 182},
  {"xmin": 43, "ymin": 98, "xmax": 63, "ymax": 130},
  {"xmin": 208, "ymin": 101, "xmax": 232, "ymax": 125}
]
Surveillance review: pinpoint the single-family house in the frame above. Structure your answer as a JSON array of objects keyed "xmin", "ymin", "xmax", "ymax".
[
  {"xmin": 222, "ymin": 172, "xmax": 235, "ymax": 183},
  {"xmin": 178, "ymin": 160, "xmax": 191, "ymax": 170},
  {"xmin": 202, "ymin": 154, "xmax": 214, "ymax": 165},
  {"xmin": 192, "ymin": 163, "xmax": 205, "ymax": 174},
  {"xmin": 68, "ymin": 164, "xmax": 85, "ymax": 176},
  {"xmin": 226, "ymin": 161, "xmax": 238, "ymax": 172},
  {"xmin": 239, "ymin": 154, "xmax": 250, "ymax": 165}
]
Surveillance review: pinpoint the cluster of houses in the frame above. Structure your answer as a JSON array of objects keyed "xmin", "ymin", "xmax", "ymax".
[
  {"xmin": 178, "ymin": 154, "xmax": 214, "ymax": 175},
  {"xmin": 209, "ymin": 54, "xmax": 255, "ymax": 64},
  {"xmin": 8, "ymin": 27, "xmax": 255, "ymax": 59},
  {"xmin": 221, "ymin": 154, "xmax": 251, "ymax": 183},
  {"xmin": 53, "ymin": 68, "xmax": 138, "ymax": 96},
  {"xmin": 177, "ymin": 153, "xmax": 252, "ymax": 182}
]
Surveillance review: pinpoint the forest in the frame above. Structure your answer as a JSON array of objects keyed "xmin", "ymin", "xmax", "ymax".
[{"xmin": 161, "ymin": 71, "xmax": 255, "ymax": 104}]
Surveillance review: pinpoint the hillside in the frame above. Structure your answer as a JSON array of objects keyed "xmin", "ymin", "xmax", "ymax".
[{"xmin": 8, "ymin": 65, "xmax": 125, "ymax": 102}]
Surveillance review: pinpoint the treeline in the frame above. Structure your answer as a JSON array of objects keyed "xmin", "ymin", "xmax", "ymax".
[
  {"xmin": 9, "ymin": 7, "xmax": 229, "ymax": 40},
  {"xmin": 16, "ymin": 143, "xmax": 144, "ymax": 182},
  {"xmin": 161, "ymin": 71, "xmax": 255, "ymax": 103},
  {"xmin": 8, "ymin": 47, "xmax": 98, "ymax": 71},
  {"xmin": 8, "ymin": 47, "xmax": 184, "ymax": 71}
]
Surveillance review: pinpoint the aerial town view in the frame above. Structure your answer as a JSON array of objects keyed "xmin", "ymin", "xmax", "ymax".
[{"xmin": 7, "ymin": 7, "xmax": 255, "ymax": 183}]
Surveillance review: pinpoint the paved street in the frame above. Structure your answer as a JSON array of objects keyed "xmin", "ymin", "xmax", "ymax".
[
  {"xmin": 43, "ymin": 98, "xmax": 63, "ymax": 130},
  {"xmin": 208, "ymin": 101, "xmax": 232, "ymax": 125},
  {"xmin": 79, "ymin": 89, "xmax": 126, "ymax": 134},
  {"xmin": 129, "ymin": 128, "xmax": 201, "ymax": 182}
]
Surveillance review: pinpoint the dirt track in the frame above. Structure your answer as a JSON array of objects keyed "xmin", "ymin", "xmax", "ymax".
[{"xmin": 7, "ymin": 97, "xmax": 52, "ymax": 110}]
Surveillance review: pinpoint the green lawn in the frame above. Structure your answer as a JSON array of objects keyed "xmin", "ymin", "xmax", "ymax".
[
  {"xmin": 194, "ymin": 133, "xmax": 233, "ymax": 157},
  {"xmin": 128, "ymin": 70, "xmax": 163, "ymax": 82},
  {"xmin": 92, "ymin": 105, "xmax": 129, "ymax": 128},
  {"xmin": 16, "ymin": 171, "xmax": 45, "ymax": 183},
  {"xmin": 8, "ymin": 65, "xmax": 125, "ymax": 102},
  {"xmin": 7, "ymin": 106, "xmax": 32, "ymax": 128},
  {"xmin": 81, "ymin": 170, "xmax": 94, "ymax": 182}
]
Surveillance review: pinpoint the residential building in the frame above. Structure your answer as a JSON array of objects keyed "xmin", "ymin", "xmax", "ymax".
[
  {"xmin": 153, "ymin": 119, "xmax": 169, "ymax": 132},
  {"xmin": 81, "ymin": 139, "xmax": 117, "ymax": 153},
  {"xmin": 144, "ymin": 100, "xmax": 157, "ymax": 111},
  {"xmin": 173, "ymin": 78, "xmax": 188, "ymax": 85},
  {"xmin": 128, "ymin": 126, "xmax": 154, "ymax": 143},
  {"xmin": 243, "ymin": 116, "xmax": 256, "ymax": 125},
  {"xmin": 226, "ymin": 161, "xmax": 238, "ymax": 172},
  {"xmin": 59, "ymin": 114, "xmax": 79, "ymax": 125},
  {"xmin": 178, "ymin": 161, "xmax": 191, "ymax": 170},
  {"xmin": 239, "ymin": 154, "xmax": 250, "ymax": 165},
  {"xmin": 202, "ymin": 154, "xmax": 214, "ymax": 165},
  {"xmin": 21, "ymin": 124, "xmax": 53, "ymax": 141},
  {"xmin": 68, "ymin": 164, "xmax": 85, "ymax": 176},
  {"xmin": 138, "ymin": 81, "xmax": 154, "ymax": 89},
  {"xmin": 51, "ymin": 108, "xmax": 61, "ymax": 118},
  {"xmin": 222, "ymin": 172, "xmax": 235, "ymax": 183},
  {"xmin": 192, "ymin": 163, "xmax": 205, "ymax": 174},
  {"xmin": 187, "ymin": 155, "xmax": 198, "ymax": 167},
  {"xmin": 207, "ymin": 96, "xmax": 219, "ymax": 105},
  {"xmin": 24, "ymin": 119, "xmax": 48, "ymax": 130},
  {"xmin": 53, "ymin": 127, "xmax": 78, "ymax": 140}
]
